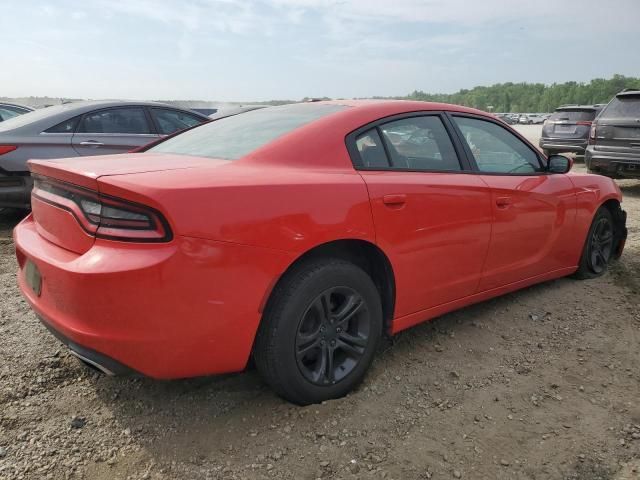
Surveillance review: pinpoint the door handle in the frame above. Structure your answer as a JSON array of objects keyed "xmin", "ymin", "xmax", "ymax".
[
  {"xmin": 79, "ymin": 141, "xmax": 104, "ymax": 147},
  {"xmin": 383, "ymin": 194, "xmax": 407, "ymax": 206},
  {"xmin": 495, "ymin": 197, "xmax": 512, "ymax": 208}
]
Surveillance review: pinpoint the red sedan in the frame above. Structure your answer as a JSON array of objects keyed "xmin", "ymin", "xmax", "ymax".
[{"xmin": 14, "ymin": 101, "xmax": 627, "ymax": 405}]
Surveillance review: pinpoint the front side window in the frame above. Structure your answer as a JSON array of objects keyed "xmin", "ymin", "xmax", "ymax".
[
  {"xmin": 452, "ymin": 116, "xmax": 542, "ymax": 174},
  {"xmin": 151, "ymin": 108, "xmax": 204, "ymax": 135},
  {"xmin": 78, "ymin": 108, "xmax": 152, "ymax": 134},
  {"xmin": 378, "ymin": 116, "xmax": 460, "ymax": 171}
]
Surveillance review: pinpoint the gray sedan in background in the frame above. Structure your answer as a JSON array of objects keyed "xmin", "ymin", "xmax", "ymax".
[{"xmin": 0, "ymin": 100, "xmax": 209, "ymax": 210}]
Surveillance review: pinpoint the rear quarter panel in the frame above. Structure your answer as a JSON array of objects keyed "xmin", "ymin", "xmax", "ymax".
[{"xmin": 96, "ymin": 163, "xmax": 376, "ymax": 254}]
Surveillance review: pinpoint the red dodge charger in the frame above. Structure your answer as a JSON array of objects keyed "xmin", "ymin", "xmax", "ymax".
[{"xmin": 14, "ymin": 101, "xmax": 627, "ymax": 405}]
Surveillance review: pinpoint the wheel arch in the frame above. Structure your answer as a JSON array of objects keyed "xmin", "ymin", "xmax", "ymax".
[{"xmin": 260, "ymin": 239, "xmax": 396, "ymax": 332}]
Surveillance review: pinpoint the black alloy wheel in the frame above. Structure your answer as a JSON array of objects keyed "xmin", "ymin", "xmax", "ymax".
[
  {"xmin": 295, "ymin": 286, "xmax": 370, "ymax": 386},
  {"xmin": 254, "ymin": 259, "xmax": 382, "ymax": 405}
]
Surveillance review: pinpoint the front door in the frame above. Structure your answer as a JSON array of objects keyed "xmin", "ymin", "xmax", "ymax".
[{"xmin": 449, "ymin": 114, "xmax": 576, "ymax": 291}]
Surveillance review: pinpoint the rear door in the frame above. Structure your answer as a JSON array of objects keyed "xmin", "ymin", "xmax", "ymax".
[
  {"xmin": 72, "ymin": 107, "xmax": 159, "ymax": 156},
  {"xmin": 348, "ymin": 113, "xmax": 493, "ymax": 320},
  {"xmin": 594, "ymin": 93, "xmax": 640, "ymax": 156},
  {"xmin": 449, "ymin": 114, "xmax": 576, "ymax": 291}
]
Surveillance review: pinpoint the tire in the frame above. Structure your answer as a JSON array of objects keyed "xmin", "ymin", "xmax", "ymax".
[
  {"xmin": 574, "ymin": 207, "xmax": 615, "ymax": 279},
  {"xmin": 254, "ymin": 258, "xmax": 383, "ymax": 405}
]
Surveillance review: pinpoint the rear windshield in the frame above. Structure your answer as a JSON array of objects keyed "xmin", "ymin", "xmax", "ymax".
[
  {"xmin": 600, "ymin": 95, "xmax": 640, "ymax": 119},
  {"xmin": 149, "ymin": 103, "xmax": 347, "ymax": 160},
  {"xmin": 549, "ymin": 109, "xmax": 596, "ymax": 122}
]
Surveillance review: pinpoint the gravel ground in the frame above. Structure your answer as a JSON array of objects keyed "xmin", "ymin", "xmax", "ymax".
[{"xmin": 1, "ymin": 130, "xmax": 639, "ymax": 479}]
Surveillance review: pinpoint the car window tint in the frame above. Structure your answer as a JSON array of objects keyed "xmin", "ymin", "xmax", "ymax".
[
  {"xmin": 453, "ymin": 116, "xmax": 542, "ymax": 174},
  {"xmin": 78, "ymin": 108, "xmax": 151, "ymax": 134},
  {"xmin": 44, "ymin": 116, "xmax": 80, "ymax": 133},
  {"xmin": 149, "ymin": 103, "xmax": 347, "ymax": 160},
  {"xmin": 549, "ymin": 110, "xmax": 595, "ymax": 122},
  {"xmin": 355, "ymin": 129, "xmax": 389, "ymax": 168},
  {"xmin": 151, "ymin": 108, "xmax": 204, "ymax": 135},
  {"xmin": 378, "ymin": 116, "xmax": 461, "ymax": 171},
  {"xmin": 600, "ymin": 96, "xmax": 640, "ymax": 119}
]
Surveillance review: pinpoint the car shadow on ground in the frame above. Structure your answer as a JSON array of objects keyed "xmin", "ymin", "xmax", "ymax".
[{"xmin": 88, "ymin": 275, "xmax": 568, "ymax": 463}]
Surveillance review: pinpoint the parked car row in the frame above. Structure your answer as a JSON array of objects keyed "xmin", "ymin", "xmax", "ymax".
[
  {"xmin": 539, "ymin": 89, "xmax": 640, "ymax": 179},
  {"xmin": 495, "ymin": 112, "xmax": 550, "ymax": 125},
  {"xmin": 0, "ymin": 101, "xmax": 210, "ymax": 211}
]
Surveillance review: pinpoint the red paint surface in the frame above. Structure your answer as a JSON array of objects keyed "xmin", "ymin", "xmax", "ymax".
[{"xmin": 15, "ymin": 101, "xmax": 623, "ymax": 378}]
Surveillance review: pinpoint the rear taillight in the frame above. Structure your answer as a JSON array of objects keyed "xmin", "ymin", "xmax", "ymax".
[
  {"xmin": 588, "ymin": 124, "xmax": 597, "ymax": 144},
  {"xmin": 0, "ymin": 145, "xmax": 17, "ymax": 156},
  {"xmin": 32, "ymin": 175, "xmax": 171, "ymax": 242},
  {"xmin": 576, "ymin": 121, "xmax": 593, "ymax": 126}
]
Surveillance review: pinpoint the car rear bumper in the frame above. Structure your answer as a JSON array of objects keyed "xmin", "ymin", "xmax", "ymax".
[
  {"xmin": 539, "ymin": 138, "xmax": 588, "ymax": 154},
  {"xmin": 0, "ymin": 172, "xmax": 32, "ymax": 209},
  {"xmin": 14, "ymin": 214, "xmax": 294, "ymax": 379},
  {"xmin": 585, "ymin": 147, "xmax": 640, "ymax": 178}
]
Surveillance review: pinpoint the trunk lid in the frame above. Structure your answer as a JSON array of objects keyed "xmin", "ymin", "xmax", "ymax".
[{"xmin": 28, "ymin": 153, "xmax": 216, "ymax": 254}]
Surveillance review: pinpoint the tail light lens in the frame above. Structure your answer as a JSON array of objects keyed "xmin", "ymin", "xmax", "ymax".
[
  {"xmin": 589, "ymin": 124, "xmax": 597, "ymax": 144},
  {"xmin": 0, "ymin": 145, "xmax": 17, "ymax": 156},
  {"xmin": 576, "ymin": 121, "xmax": 593, "ymax": 126},
  {"xmin": 32, "ymin": 175, "xmax": 172, "ymax": 242}
]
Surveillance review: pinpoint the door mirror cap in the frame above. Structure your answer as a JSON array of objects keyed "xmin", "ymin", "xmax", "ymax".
[{"xmin": 547, "ymin": 154, "xmax": 573, "ymax": 174}]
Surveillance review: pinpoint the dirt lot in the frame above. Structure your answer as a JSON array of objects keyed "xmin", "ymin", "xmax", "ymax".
[{"xmin": 1, "ymin": 129, "xmax": 639, "ymax": 479}]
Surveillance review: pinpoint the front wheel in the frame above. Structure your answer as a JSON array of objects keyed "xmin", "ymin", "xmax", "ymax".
[
  {"xmin": 254, "ymin": 259, "xmax": 382, "ymax": 405},
  {"xmin": 574, "ymin": 207, "xmax": 615, "ymax": 279}
]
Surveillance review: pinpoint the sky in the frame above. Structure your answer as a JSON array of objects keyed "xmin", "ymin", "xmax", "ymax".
[{"xmin": 2, "ymin": 0, "xmax": 640, "ymax": 102}]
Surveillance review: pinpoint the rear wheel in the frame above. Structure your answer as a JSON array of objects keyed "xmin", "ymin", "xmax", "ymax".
[
  {"xmin": 254, "ymin": 259, "xmax": 382, "ymax": 405},
  {"xmin": 574, "ymin": 207, "xmax": 615, "ymax": 279}
]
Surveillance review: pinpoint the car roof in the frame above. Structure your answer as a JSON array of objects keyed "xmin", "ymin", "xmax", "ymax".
[{"xmin": 229, "ymin": 100, "xmax": 493, "ymax": 169}]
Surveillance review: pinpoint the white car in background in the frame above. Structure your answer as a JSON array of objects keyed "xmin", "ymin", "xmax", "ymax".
[{"xmin": 518, "ymin": 114, "xmax": 546, "ymax": 125}]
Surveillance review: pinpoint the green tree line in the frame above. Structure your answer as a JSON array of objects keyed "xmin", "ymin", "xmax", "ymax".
[{"xmin": 398, "ymin": 74, "xmax": 640, "ymax": 113}]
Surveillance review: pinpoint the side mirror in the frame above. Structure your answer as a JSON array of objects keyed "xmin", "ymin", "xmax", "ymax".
[{"xmin": 547, "ymin": 154, "xmax": 572, "ymax": 174}]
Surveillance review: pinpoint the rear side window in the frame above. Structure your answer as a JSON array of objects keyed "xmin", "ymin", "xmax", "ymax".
[
  {"xmin": 355, "ymin": 129, "xmax": 389, "ymax": 168},
  {"xmin": 149, "ymin": 103, "xmax": 347, "ymax": 160},
  {"xmin": 44, "ymin": 116, "xmax": 80, "ymax": 133},
  {"xmin": 78, "ymin": 108, "xmax": 152, "ymax": 134},
  {"xmin": 378, "ymin": 116, "xmax": 460, "ymax": 171},
  {"xmin": 151, "ymin": 108, "xmax": 204, "ymax": 135},
  {"xmin": 600, "ymin": 95, "xmax": 640, "ymax": 119},
  {"xmin": 549, "ymin": 109, "xmax": 596, "ymax": 122}
]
